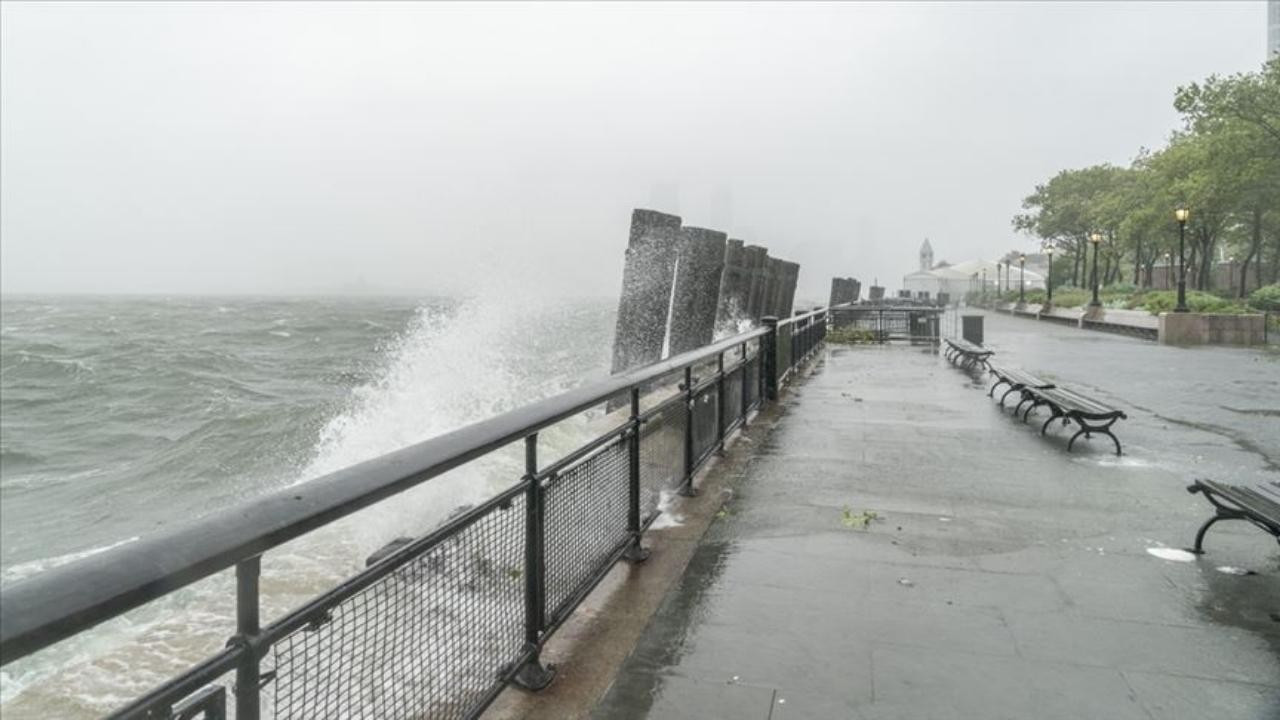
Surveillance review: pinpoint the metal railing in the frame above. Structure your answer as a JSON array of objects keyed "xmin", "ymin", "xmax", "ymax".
[
  {"xmin": 0, "ymin": 308, "xmax": 828, "ymax": 720},
  {"xmin": 828, "ymin": 304, "xmax": 942, "ymax": 344}
]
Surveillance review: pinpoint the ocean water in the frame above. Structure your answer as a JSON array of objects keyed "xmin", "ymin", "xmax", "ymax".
[{"xmin": 0, "ymin": 293, "xmax": 617, "ymax": 717}]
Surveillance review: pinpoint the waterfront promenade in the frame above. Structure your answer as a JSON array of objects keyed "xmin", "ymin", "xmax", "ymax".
[{"xmin": 576, "ymin": 313, "xmax": 1279, "ymax": 718}]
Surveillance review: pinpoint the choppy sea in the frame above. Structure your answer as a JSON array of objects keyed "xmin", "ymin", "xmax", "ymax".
[{"xmin": 0, "ymin": 293, "xmax": 616, "ymax": 717}]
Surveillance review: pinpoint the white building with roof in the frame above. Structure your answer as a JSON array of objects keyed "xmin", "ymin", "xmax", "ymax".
[{"xmin": 902, "ymin": 240, "xmax": 1045, "ymax": 300}]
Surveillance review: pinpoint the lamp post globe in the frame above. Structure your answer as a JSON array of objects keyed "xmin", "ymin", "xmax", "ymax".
[
  {"xmin": 1174, "ymin": 207, "xmax": 1190, "ymax": 312},
  {"xmin": 1088, "ymin": 232, "xmax": 1103, "ymax": 308}
]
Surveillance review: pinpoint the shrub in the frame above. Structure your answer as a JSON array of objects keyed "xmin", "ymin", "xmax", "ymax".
[
  {"xmin": 1101, "ymin": 282, "xmax": 1137, "ymax": 298},
  {"xmin": 1046, "ymin": 289, "xmax": 1090, "ymax": 308},
  {"xmin": 827, "ymin": 327, "xmax": 878, "ymax": 344},
  {"xmin": 1247, "ymin": 284, "xmax": 1280, "ymax": 313},
  {"xmin": 1138, "ymin": 290, "xmax": 1250, "ymax": 315}
]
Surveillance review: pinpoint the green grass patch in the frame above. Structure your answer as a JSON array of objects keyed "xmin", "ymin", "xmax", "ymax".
[{"xmin": 827, "ymin": 327, "xmax": 878, "ymax": 344}]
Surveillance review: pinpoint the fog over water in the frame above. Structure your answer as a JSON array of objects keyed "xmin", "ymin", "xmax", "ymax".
[{"xmin": 0, "ymin": 2, "xmax": 1268, "ymax": 300}]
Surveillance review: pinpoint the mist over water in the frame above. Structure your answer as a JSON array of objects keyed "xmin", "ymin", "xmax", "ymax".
[{"xmin": 0, "ymin": 291, "xmax": 616, "ymax": 717}]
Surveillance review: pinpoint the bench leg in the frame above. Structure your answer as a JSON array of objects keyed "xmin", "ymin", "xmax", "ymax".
[
  {"xmin": 1103, "ymin": 428, "xmax": 1122, "ymax": 456},
  {"xmin": 1066, "ymin": 418, "xmax": 1123, "ymax": 455},
  {"xmin": 1066, "ymin": 427, "xmax": 1089, "ymax": 452},
  {"xmin": 1018, "ymin": 394, "xmax": 1039, "ymax": 417},
  {"xmin": 1191, "ymin": 510, "xmax": 1248, "ymax": 554},
  {"xmin": 1020, "ymin": 397, "xmax": 1041, "ymax": 423},
  {"xmin": 989, "ymin": 378, "xmax": 1007, "ymax": 398},
  {"xmin": 1041, "ymin": 412, "xmax": 1065, "ymax": 436},
  {"xmin": 999, "ymin": 386, "xmax": 1019, "ymax": 408}
]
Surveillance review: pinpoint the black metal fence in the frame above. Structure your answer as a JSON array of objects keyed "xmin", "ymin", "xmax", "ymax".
[
  {"xmin": 0, "ymin": 309, "xmax": 826, "ymax": 720},
  {"xmin": 828, "ymin": 305, "xmax": 942, "ymax": 344}
]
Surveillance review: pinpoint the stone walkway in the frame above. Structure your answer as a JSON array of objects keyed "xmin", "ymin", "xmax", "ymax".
[{"xmin": 591, "ymin": 314, "xmax": 1280, "ymax": 719}]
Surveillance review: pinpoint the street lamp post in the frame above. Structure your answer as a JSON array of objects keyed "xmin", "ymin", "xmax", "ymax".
[
  {"xmin": 1088, "ymin": 232, "xmax": 1103, "ymax": 308},
  {"xmin": 982, "ymin": 268, "xmax": 987, "ymax": 299},
  {"xmin": 1228, "ymin": 256, "xmax": 1236, "ymax": 297},
  {"xmin": 996, "ymin": 262, "xmax": 1002, "ymax": 295},
  {"xmin": 1045, "ymin": 246, "xmax": 1054, "ymax": 306},
  {"xmin": 1163, "ymin": 252, "xmax": 1171, "ymax": 289},
  {"xmin": 1018, "ymin": 254, "xmax": 1026, "ymax": 304},
  {"xmin": 1174, "ymin": 207, "xmax": 1189, "ymax": 312}
]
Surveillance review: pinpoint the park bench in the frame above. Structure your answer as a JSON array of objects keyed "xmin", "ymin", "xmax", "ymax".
[
  {"xmin": 1019, "ymin": 384, "xmax": 1128, "ymax": 455},
  {"xmin": 943, "ymin": 338, "xmax": 993, "ymax": 370},
  {"xmin": 987, "ymin": 365, "xmax": 1055, "ymax": 411},
  {"xmin": 1186, "ymin": 479, "xmax": 1280, "ymax": 553}
]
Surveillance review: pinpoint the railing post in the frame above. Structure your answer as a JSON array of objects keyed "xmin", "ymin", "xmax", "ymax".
[
  {"xmin": 624, "ymin": 388, "xmax": 650, "ymax": 563},
  {"xmin": 233, "ymin": 556, "xmax": 261, "ymax": 720},
  {"xmin": 679, "ymin": 366, "xmax": 697, "ymax": 496},
  {"xmin": 514, "ymin": 433, "xmax": 555, "ymax": 690},
  {"xmin": 715, "ymin": 353, "xmax": 726, "ymax": 454},
  {"xmin": 762, "ymin": 316, "xmax": 779, "ymax": 400},
  {"xmin": 739, "ymin": 342, "xmax": 750, "ymax": 425},
  {"xmin": 783, "ymin": 320, "xmax": 793, "ymax": 371}
]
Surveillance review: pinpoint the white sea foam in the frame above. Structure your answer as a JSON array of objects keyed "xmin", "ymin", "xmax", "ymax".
[
  {"xmin": 1, "ymin": 536, "xmax": 139, "ymax": 586},
  {"xmin": 649, "ymin": 489, "xmax": 685, "ymax": 529}
]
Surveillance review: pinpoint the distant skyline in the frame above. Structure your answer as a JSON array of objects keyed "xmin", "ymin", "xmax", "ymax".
[{"xmin": 0, "ymin": 2, "xmax": 1270, "ymax": 303}]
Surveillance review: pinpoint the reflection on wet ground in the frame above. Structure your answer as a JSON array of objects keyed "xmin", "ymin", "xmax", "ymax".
[{"xmin": 593, "ymin": 312, "xmax": 1280, "ymax": 719}]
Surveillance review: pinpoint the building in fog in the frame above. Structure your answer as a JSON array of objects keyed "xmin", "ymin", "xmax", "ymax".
[
  {"xmin": 903, "ymin": 250, "xmax": 1046, "ymax": 300},
  {"xmin": 918, "ymin": 238, "xmax": 934, "ymax": 272},
  {"xmin": 1272, "ymin": 0, "xmax": 1280, "ymax": 57}
]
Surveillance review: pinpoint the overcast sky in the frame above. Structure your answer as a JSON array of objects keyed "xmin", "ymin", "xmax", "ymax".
[{"xmin": 0, "ymin": 1, "xmax": 1269, "ymax": 302}]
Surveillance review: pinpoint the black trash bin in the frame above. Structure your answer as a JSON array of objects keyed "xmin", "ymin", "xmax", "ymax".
[{"xmin": 962, "ymin": 315, "xmax": 984, "ymax": 345}]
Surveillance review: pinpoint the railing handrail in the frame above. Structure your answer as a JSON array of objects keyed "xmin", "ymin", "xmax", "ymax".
[
  {"xmin": 0, "ymin": 324, "xmax": 776, "ymax": 665},
  {"xmin": 775, "ymin": 306, "xmax": 827, "ymax": 328}
]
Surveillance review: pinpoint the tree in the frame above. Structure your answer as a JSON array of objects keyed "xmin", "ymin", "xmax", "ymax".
[{"xmin": 1015, "ymin": 59, "xmax": 1280, "ymax": 296}]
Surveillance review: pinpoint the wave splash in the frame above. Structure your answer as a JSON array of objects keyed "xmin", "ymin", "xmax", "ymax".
[{"xmin": 1, "ymin": 292, "xmax": 613, "ymax": 718}]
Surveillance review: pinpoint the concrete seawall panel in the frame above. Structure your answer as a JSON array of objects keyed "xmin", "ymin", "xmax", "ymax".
[
  {"xmin": 669, "ymin": 227, "xmax": 727, "ymax": 355},
  {"xmin": 716, "ymin": 239, "xmax": 750, "ymax": 328},
  {"xmin": 611, "ymin": 209, "xmax": 682, "ymax": 374}
]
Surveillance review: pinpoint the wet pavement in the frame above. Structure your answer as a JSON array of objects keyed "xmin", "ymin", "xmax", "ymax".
[{"xmin": 591, "ymin": 312, "xmax": 1280, "ymax": 719}]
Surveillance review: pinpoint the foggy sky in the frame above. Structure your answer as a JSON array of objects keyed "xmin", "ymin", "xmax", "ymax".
[{"xmin": 0, "ymin": 1, "xmax": 1269, "ymax": 303}]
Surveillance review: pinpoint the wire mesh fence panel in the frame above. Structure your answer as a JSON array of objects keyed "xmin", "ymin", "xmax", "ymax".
[
  {"xmin": 775, "ymin": 330, "xmax": 793, "ymax": 376},
  {"xmin": 638, "ymin": 400, "xmax": 684, "ymax": 522},
  {"xmin": 271, "ymin": 495, "xmax": 526, "ymax": 720},
  {"xmin": 743, "ymin": 356, "xmax": 758, "ymax": 411},
  {"xmin": 723, "ymin": 365, "xmax": 743, "ymax": 427},
  {"xmin": 542, "ymin": 438, "xmax": 630, "ymax": 625},
  {"xmin": 690, "ymin": 385, "xmax": 719, "ymax": 466}
]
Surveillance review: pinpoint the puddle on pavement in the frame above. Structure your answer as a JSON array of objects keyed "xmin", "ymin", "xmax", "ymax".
[{"xmin": 1146, "ymin": 547, "xmax": 1197, "ymax": 562}]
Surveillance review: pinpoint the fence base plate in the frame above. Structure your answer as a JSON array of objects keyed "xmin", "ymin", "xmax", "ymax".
[
  {"xmin": 512, "ymin": 660, "xmax": 557, "ymax": 692},
  {"xmin": 624, "ymin": 543, "xmax": 651, "ymax": 563}
]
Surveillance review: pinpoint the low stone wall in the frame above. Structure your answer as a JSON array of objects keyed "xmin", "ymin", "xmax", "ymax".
[
  {"xmin": 1158, "ymin": 312, "xmax": 1267, "ymax": 346},
  {"xmin": 989, "ymin": 303, "xmax": 1157, "ymax": 340}
]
